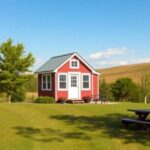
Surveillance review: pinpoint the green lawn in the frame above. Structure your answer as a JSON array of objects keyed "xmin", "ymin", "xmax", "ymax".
[{"xmin": 0, "ymin": 103, "xmax": 150, "ymax": 150}]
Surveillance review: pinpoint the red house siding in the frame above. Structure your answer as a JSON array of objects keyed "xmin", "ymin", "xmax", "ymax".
[
  {"xmin": 58, "ymin": 56, "xmax": 91, "ymax": 73},
  {"xmin": 38, "ymin": 73, "xmax": 55, "ymax": 98},
  {"xmin": 93, "ymin": 74, "xmax": 99, "ymax": 97}
]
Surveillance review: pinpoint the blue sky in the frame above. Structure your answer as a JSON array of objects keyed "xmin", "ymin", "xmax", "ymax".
[{"xmin": 0, "ymin": 0, "xmax": 150, "ymax": 71}]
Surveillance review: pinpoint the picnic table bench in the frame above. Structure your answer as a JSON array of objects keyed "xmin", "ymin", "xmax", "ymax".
[
  {"xmin": 122, "ymin": 118, "xmax": 150, "ymax": 130},
  {"xmin": 121, "ymin": 109, "xmax": 150, "ymax": 131}
]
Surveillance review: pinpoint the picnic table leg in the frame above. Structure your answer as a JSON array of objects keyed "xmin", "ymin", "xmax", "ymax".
[{"xmin": 136, "ymin": 112, "xmax": 149, "ymax": 120}]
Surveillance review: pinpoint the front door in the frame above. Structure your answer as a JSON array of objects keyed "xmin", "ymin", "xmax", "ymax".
[{"xmin": 68, "ymin": 74, "xmax": 80, "ymax": 99}]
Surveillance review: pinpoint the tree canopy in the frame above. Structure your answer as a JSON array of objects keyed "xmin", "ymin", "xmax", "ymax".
[
  {"xmin": 0, "ymin": 38, "xmax": 35, "ymax": 102},
  {"xmin": 111, "ymin": 78, "xmax": 139, "ymax": 102}
]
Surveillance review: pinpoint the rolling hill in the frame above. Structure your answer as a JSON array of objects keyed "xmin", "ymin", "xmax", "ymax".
[{"xmin": 97, "ymin": 63, "xmax": 150, "ymax": 83}]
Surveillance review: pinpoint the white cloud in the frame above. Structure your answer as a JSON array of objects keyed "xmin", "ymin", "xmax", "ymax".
[
  {"xmin": 87, "ymin": 47, "xmax": 150, "ymax": 69},
  {"xmin": 89, "ymin": 48, "xmax": 128, "ymax": 60},
  {"xmin": 131, "ymin": 58, "xmax": 150, "ymax": 64},
  {"xmin": 98, "ymin": 60, "xmax": 129, "ymax": 66}
]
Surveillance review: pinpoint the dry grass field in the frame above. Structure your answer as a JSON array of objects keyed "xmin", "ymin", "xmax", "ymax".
[{"xmin": 97, "ymin": 63, "xmax": 150, "ymax": 83}]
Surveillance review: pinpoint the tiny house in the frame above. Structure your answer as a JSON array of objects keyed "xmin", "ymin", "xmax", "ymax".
[{"xmin": 35, "ymin": 52, "xmax": 100, "ymax": 101}]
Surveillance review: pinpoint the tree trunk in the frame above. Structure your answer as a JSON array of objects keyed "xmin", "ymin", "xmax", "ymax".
[
  {"xmin": 8, "ymin": 95, "xmax": 11, "ymax": 103},
  {"xmin": 144, "ymin": 96, "xmax": 147, "ymax": 104}
]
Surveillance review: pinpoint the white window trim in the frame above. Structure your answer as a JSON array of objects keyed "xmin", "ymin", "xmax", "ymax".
[
  {"xmin": 82, "ymin": 73, "xmax": 91, "ymax": 90},
  {"xmin": 58, "ymin": 73, "xmax": 68, "ymax": 91},
  {"xmin": 70, "ymin": 59, "xmax": 79, "ymax": 69},
  {"xmin": 42, "ymin": 74, "xmax": 52, "ymax": 91}
]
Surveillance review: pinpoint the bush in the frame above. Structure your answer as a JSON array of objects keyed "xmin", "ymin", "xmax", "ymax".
[
  {"xmin": 11, "ymin": 88, "xmax": 26, "ymax": 102},
  {"xmin": 66, "ymin": 100, "xmax": 73, "ymax": 104},
  {"xmin": 57, "ymin": 97, "xmax": 67, "ymax": 104},
  {"xmin": 35, "ymin": 96, "xmax": 55, "ymax": 103},
  {"xmin": 82, "ymin": 96, "xmax": 92, "ymax": 103}
]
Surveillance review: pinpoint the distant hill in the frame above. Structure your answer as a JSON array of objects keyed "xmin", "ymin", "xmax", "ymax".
[{"xmin": 97, "ymin": 63, "xmax": 150, "ymax": 83}]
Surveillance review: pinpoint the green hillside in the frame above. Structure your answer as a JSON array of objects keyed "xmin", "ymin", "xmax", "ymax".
[{"xmin": 98, "ymin": 63, "xmax": 150, "ymax": 83}]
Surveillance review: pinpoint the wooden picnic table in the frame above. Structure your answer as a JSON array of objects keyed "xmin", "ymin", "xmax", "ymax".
[
  {"xmin": 127, "ymin": 109, "xmax": 150, "ymax": 120},
  {"xmin": 122, "ymin": 109, "xmax": 150, "ymax": 131}
]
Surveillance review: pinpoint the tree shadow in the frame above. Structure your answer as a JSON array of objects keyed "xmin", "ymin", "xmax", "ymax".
[
  {"xmin": 13, "ymin": 126, "xmax": 91, "ymax": 143},
  {"xmin": 50, "ymin": 113, "xmax": 150, "ymax": 146}
]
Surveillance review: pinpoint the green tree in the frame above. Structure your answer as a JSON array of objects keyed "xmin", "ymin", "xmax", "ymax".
[
  {"xmin": 111, "ymin": 78, "xmax": 139, "ymax": 102},
  {"xmin": 99, "ymin": 78, "xmax": 113, "ymax": 101},
  {"xmin": 0, "ymin": 38, "xmax": 35, "ymax": 102},
  {"xmin": 141, "ymin": 73, "xmax": 150, "ymax": 104}
]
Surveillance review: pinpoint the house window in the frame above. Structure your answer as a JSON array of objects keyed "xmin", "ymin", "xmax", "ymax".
[
  {"xmin": 42, "ymin": 74, "xmax": 51, "ymax": 90},
  {"xmin": 82, "ymin": 74, "xmax": 90, "ymax": 90},
  {"xmin": 59, "ymin": 74, "xmax": 67, "ymax": 90},
  {"xmin": 70, "ymin": 59, "xmax": 79, "ymax": 68}
]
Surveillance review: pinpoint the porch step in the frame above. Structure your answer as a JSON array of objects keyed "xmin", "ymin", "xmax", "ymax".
[{"xmin": 72, "ymin": 100, "xmax": 85, "ymax": 104}]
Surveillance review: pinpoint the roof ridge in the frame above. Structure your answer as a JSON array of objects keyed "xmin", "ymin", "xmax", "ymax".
[{"xmin": 51, "ymin": 52, "xmax": 76, "ymax": 58}]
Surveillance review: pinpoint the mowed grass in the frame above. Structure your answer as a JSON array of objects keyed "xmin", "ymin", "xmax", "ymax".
[
  {"xmin": 0, "ymin": 103, "xmax": 150, "ymax": 150},
  {"xmin": 98, "ymin": 63, "xmax": 150, "ymax": 83}
]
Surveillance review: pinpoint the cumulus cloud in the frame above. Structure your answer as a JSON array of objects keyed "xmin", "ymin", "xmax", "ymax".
[
  {"xmin": 87, "ymin": 47, "xmax": 150, "ymax": 68},
  {"xmin": 131, "ymin": 58, "xmax": 150, "ymax": 63},
  {"xmin": 98, "ymin": 60, "xmax": 129, "ymax": 66},
  {"xmin": 89, "ymin": 48, "xmax": 128, "ymax": 60}
]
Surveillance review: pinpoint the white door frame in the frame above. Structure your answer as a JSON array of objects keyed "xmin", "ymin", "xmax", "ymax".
[{"xmin": 68, "ymin": 72, "xmax": 81, "ymax": 99}]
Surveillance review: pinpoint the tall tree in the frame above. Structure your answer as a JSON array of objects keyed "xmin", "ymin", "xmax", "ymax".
[
  {"xmin": 141, "ymin": 73, "xmax": 150, "ymax": 104},
  {"xmin": 111, "ymin": 78, "xmax": 138, "ymax": 102},
  {"xmin": 99, "ymin": 78, "xmax": 113, "ymax": 101},
  {"xmin": 0, "ymin": 38, "xmax": 35, "ymax": 102}
]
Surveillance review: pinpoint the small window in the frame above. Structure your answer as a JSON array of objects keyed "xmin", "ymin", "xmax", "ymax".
[
  {"xmin": 42, "ymin": 74, "xmax": 51, "ymax": 90},
  {"xmin": 59, "ymin": 74, "xmax": 67, "ymax": 89},
  {"xmin": 70, "ymin": 59, "xmax": 79, "ymax": 68},
  {"xmin": 82, "ymin": 74, "xmax": 90, "ymax": 90},
  {"xmin": 71, "ymin": 76, "xmax": 77, "ymax": 87}
]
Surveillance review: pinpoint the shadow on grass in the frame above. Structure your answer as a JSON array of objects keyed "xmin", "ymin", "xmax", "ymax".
[
  {"xmin": 49, "ymin": 113, "xmax": 150, "ymax": 146},
  {"xmin": 13, "ymin": 113, "xmax": 150, "ymax": 145},
  {"xmin": 13, "ymin": 126, "xmax": 91, "ymax": 143}
]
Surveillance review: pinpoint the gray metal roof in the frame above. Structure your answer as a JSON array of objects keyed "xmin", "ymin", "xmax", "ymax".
[{"xmin": 35, "ymin": 52, "xmax": 75, "ymax": 73}]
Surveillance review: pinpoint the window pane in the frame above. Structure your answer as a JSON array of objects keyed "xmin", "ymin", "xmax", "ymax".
[
  {"xmin": 43, "ymin": 83, "xmax": 46, "ymax": 89},
  {"xmin": 74, "ymin": 61, "xmax": 77, "ymax": 66},
  {"xmin": 47, "ymin": 83, "xmax": 51, "ymax": 89},
  {"xmin": 60, "ymin": 75, "xmax": 66, "ymax": 81},
  {"xmin": 71, "ymin": 61, "xmax": 74, "ymax": 66},
  {"xmin": 71, "ymin": 83, "xmax": 77, "ymax": 87},
  {"xmin": 83, "ymin": 75, "xmax": 89, "ymax": 81},
  {"xmin": 71, "ymin": 60, "xmax": 78, "ymax": 67},
  {"xmin": 83, "ymin": 82, "xmax": 89, "ymax": 88},
  {"xmin": 60, "ymin": 82, "xmax": 66, "ymax": 88},
  {"xmin": 43, "ymin": 75, "xmax": 46, "ymax": 82},
  {"xmin": 47, "ymin": 75, "xmax": 50, "ymax": 82}
]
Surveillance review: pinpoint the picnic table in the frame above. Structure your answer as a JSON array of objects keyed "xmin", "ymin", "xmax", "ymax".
[
  {"xmin": 121, "ymin": 109, "xmax": 150, "ymax": 131},
  {"xmin": 127, "ymin": 109, "xmax": 150, "ymax": 120}
]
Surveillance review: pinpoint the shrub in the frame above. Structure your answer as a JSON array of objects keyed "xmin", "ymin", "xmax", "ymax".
[
  {"xmin": 66, "ymin": 100, "xmax": 73, "ymax": 104},
  {"xmin": 82, "ymin": 96, "xmax": 92, "ymax": 103},
  {"xmin": 57, "ymin": 97, "xmax": 67, "ymax": 104},
  {"xmin": 11, "ymin": 88, "xmax": 26, "ymax": 102},
  {"xmin": 35, "ymin": 96, "xmax": 55, "ymax": 103}
]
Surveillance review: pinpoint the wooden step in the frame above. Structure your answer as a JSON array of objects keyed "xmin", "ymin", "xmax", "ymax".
[{"xmin": 72, "ymin": 100, "xmax": 85, "ymax": 104}]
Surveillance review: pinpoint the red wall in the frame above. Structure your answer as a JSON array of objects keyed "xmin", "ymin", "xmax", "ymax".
[
  {"xmin": 38, "ymin": 73, "xmax": 55, "ymax": 98},
  {"xmin": 93, "ymin": 74, "xmax": 99, "ymax": 98},
  {"xmin": 58, "ymin": 56, "xmax": 91, "ymax": 73}
]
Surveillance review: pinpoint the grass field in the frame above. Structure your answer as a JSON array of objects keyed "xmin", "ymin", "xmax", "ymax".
[
  {"xmin": 0, "ymin": 103, "xmax": 150, "ymax": 150},
  {"xmin": 98, "ymin": 63, "xmax": 150, "ymax": 83}
]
